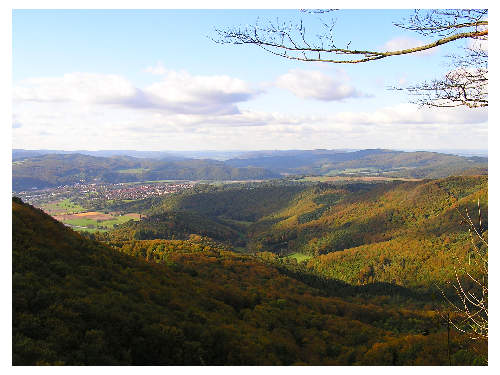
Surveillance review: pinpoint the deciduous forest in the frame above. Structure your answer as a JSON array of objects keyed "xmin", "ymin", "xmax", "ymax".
[
  {"xmin": 13, "ymin": 173, "xmax": 488, "ymax": 365},
  {"xmin": 12, "ymin": 8, "xmax": 488, "ymax": 367}
]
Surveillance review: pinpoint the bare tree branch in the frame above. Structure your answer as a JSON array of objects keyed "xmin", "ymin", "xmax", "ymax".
[
  {"xmin": 213, "ymin": 9, "xmax": 488, "ymax": 108},
  {"xmin": 215, "ymin": 26, "xmax": 486, "ymax": 64},
  {"xmin": 439, "ymin": 200, "xmax": 488, "ymax": 342},
  {"xmin": 214, "ymin": 9, "xmax": 487, "ymax": 63}
]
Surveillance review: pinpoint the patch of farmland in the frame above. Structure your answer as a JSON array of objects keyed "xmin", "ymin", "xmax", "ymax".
[{"xmin": 54, "ymin": 211, "xmax": 141, "ymax": 232}]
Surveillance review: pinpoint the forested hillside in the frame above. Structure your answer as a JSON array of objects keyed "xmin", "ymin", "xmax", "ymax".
[
  {"xmin": 97, "ymin": 176, "xmax": 487, "ymax": 293},
  {"xmin": 11, "ymin": 6, "xmax": 489, "ymax": 367},
  {"xmin": 12, "ymin": 154, "xmax": 278, "ymax": 191},
  {"xmin": 12, "ymin": 149, "xmax": 487, "ymax": 191},
  {"xmin": 226, "ymin": 149, "xmax": 487, "ymax": 178},
  {"xmin": 250, "ymin": 176, "xmax": 487, "ymax": 291},
  {"xmin": 12, "ymin": 198, "xmax": 486, "ymax": 365},
  {"xmin": 91, "ymin": 183, "xmax": 309, "ymax": 246}
]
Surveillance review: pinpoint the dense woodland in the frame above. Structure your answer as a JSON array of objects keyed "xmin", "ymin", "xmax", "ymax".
[
  {"xmin": 13, "ymin": 172, "xmax": 488, "ymax": 365},
  {"xmin": 12, "ymin": 197, "xmax": 487, "ymax": 365},
  {"xmin": 11, "ymin": 6, "xmax": 489, "ymax": 366},
  {"xmin": 90, "ymin": 176, "xmax": 487, "ymax": 292}
]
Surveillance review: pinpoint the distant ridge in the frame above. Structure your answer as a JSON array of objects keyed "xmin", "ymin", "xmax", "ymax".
[
  {"xmin": 225, "ymin": 149, "xmax": 487, "ymax": 178},
  {"xmin": 12, "ymin": 153, "xmax": 279, "ymax": 191},
  {"xmin": 12, "ymin": 149, "xmax": 185, "ymax": 161},
  {"xmin": 12, "ymin": 148, "xmax": 487, "ymax": 191}
]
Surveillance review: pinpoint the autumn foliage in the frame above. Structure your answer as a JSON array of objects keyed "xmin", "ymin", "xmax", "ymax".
[{"xmin": 13, "ymin": 194, "xmax": 487, "ymax": 365}]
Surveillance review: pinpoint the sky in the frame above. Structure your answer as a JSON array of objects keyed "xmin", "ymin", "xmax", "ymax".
[{"xmin": 11, "ymin": 8, "xmax": 488, "ymax": 151}]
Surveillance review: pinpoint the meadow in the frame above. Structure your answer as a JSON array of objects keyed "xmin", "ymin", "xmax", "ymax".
[
  {"xmin": 42, "ymin": 199, "xmax": 140, "ymax": 232},
  {"xmin": 41, "ymin": 199, "xmax": 85, "ymax": 215},
  {"xmin": 285, "ymin": 252, "xmax": 313, "ymax": 262}
]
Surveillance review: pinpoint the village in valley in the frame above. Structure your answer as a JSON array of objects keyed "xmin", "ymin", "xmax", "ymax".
[
  {"xmin": 15, "ymin": 181, "xmax": 194, "ymax": 205},
  {"xmin": 14, "ymin": 181, "xmax": 195, "ymax": 232}
]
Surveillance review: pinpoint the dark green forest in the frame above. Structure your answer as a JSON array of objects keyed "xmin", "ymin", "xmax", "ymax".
[
  {"xmin": 13, "ymin": 173, "xmax": 488, "ymax": 365},
  {"xmin": 11, "ymin": 6, "xmax": 489, "ymax": 367},
  {"xmin": 12, "ymin": 197, "xmax": 487, "ymax": 365}
]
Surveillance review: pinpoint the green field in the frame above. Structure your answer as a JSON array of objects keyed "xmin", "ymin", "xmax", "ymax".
[
  {"xmin": 285, "ymin": 253, "xmax": 313, "ymax": 262},
  {"xmin": 69, "ymin": 227, "xmax": 100, "ymax": 233},
  {"xmin": 65, "ymin": 214, "xmax": 139, "ymax": 231},
  {"xmin": 296, "ymin": 175, "xmax": 421, "ymax": 183},
  {"xmin": 42, "ymin": 199, "xmax": 85, "ymax": 214},
  {"xmin": 140, "ymin": 180, "xmax": 189, "ymax": 184},
  {"xmin": 64, "ymin": 217, "xmax": 98, "ymax": 227},
  {"xmin": 326, "ymin": 167, "xmax": 380, "ymax": 176},
  {"xmin": 219, "ymin": 217, "xmax": 254, "ymax": 227},
  {"xmin": 117, "ymin": 168, "xmax": 149, "ymax": 174}
]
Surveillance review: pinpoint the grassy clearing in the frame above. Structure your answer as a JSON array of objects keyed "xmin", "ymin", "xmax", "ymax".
[
  {"xmin": 100, "ymin": 214, "xmax": 140, "ymax": 228},
  {"xmin": 72, "ymin": 227, "xmax": 100, "ymax": 233},
  {"xmin": 117, "ymin": 168, "xmax": 149, "ymax": 174},
  {"xmin": 62, "ymin": 213, "xmax": 140, "ymax": 231},
  {"xmin": 42, "ymin": 199, "xmax": 85, "ymax": 215},
  {"xmin": 297, "ymin": 176, "xmax": 421, "ymax": 183},
  {"xmin": 140, "ymin": 180, "xmax": 189, "ymax": 184},
  {"xmin": 220, "ymin": 217, "xmax": 254, "ymax": 227},
  {"xmin": 285, "ymin": 253, "xmax": 313, "ymax": 262},
  {"xmin": 64, "ymin": 217, "xmax": 98, "ymax": 227}
]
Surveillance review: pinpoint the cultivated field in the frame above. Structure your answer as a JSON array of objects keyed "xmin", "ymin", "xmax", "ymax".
[
  {"xmin": 285, "ymin": 253, "xmax": 313, "ymax": 262},
  {"xmin": 299, "ymin": 176, "xmax": 422, "ymax": 183},
  {"xmin": 42, "ymin": 200, "xmax": 141, "ymax": 232},
  {"xmin": 41, "ymin": 199, "xmax": 85, "ymax": 215}
]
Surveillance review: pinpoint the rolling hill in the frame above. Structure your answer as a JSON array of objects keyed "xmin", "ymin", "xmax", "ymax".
[
  {"xmin": 12, "ymin": 149, "xmax": 487, "ymax": 191},
  {"xmin": 100, "ymin": 176, "xmax": 487, "ymax": 292},
  {"xmin": 12, "ymin": 153, "xmax": 279, "ymax": 191},
  {"xmin": 13, "ymin": 197, "xmax": 486, "ymax": 365},
  {"xmin": 225, "ymin": 149, "xmax": 487, "ymax": 178}
]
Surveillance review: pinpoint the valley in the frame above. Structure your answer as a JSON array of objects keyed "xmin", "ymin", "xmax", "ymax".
[
  {"xmin": 12, "ymin": 194, "xmax": 488, "ymax": 365},
  {"xmin": 12, "ymin": 7, "xmax": 489, "ymax": 367},
  {"xmin": 12, "ymin": 149, "xmax": 488, "ymax": 365},
  {"xmin": 17, "ymin": 172, "xmax": 488, "ymax": 292},
  {"xmin": 15, "ymin": 181, "xmax": 195, "ymax": 232}
]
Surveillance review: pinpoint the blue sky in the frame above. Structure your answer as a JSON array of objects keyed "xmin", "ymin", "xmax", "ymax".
[{"xmin": 12, "ymin": 9, "xmax": 488, "ymax": 151}]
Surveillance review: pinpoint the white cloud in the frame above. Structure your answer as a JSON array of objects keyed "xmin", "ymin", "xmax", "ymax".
[
  {"xmin": 13, "ymin": 70, "xmax": 259, "ymax": 115},
  {"xmin": 275, "ymin": 69, "xmax": 367, "ymax": 101},
  {"xmin": 117, "ymin": 104, "xmax": 486, "ymax": 137},
  {"xmin": 381, "ymin": 37, "xmax": 437, "ymax": 56},
  {"xmin": 13, "ymin": 73, "xmax": 137, "ymax": 104},
  {"xmin": 12, "ymin": 100, "xmax": 488, "ymax": 151},
  {"xmin": 332, "ymin": 103, "xmax": 487, "ymax": 126},
  {"xmin": 12, "ymin": 114, "xmax": 22, "ymax": 129},
  {"xmin": 12, "ymin": 71, "xmax": 487, "ymax": 151},
  {"xmin": 143, "ymin": 70, "xmax": 257, "ymax": 115},
  {"xmin": 144, "ymin": 61, "xmax": 168, "ymax": 75}
]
